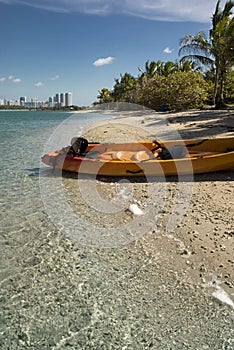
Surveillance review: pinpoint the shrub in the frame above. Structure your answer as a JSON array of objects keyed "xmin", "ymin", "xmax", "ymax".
[{"xmin": 137, "ymin": 72, "xmax": 209, "ymax": 111}]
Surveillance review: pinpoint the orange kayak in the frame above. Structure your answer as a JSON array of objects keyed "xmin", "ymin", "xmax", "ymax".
[{"xmin": 41, "ymin": 137, "xmax": 234, "ymax": 176}]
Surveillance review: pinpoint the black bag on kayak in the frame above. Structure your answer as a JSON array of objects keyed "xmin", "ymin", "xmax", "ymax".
[
  {"xmin": 70, "ymin": 137, "xmax": 88, "ymax": 156},
  {"xmin": 152, "ymin": 140, "xmax": 187, "ymax": 159},
  {"xmin": 159, "ymin": 145, "xmax": 187, "ymax": 159}
]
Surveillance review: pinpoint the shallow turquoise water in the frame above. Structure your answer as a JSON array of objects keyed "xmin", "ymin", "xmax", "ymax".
[{"xmin": 0, "ymin": 110, "xmax": 107, "ymax": 276}]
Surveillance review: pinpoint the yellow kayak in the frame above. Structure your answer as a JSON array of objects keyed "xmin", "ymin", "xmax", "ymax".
[{"xmin": 42, "ymin": 137, "xmax": 234, "ymax": 176}]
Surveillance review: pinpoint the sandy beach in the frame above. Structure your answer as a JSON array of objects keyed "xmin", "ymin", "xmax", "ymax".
[
  {"xmin": 82, "ymin": 107, "xmax": 234, "ymax": 296},
  {"xmin": 83, "ymin": 107, "xmax": 234, "ymax": 141}
]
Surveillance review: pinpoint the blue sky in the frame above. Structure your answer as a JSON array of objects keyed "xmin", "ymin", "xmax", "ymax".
[{"xmin": 0, "ymin": 0, "xmax": 222, "ymax": 106}]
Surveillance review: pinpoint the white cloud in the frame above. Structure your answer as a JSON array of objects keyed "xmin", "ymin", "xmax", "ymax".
[
  {"xmin": 51, "ymin": 74, "xmax": 60, "ymax": 80},
  {"xmin": 164, "ymin": 47, "xmax": 174, "ymax": 54},
  {"xmin": 35, "ymin": 81, "xmax": 44, "ymax": 87},
  {"xmin": 0, "ymin": 75, "xmax": 22, "ymax": 83},
  {"xmin": 12, "ymin": 78, "xmax": 21, "ymax": 83},
  {"xmin": 93, "ymin": 56, "xmax": 115, "ymax": 67},
  {"xmin": 0, "ymin": 0, "xmax": 224, "ymax": 23}
]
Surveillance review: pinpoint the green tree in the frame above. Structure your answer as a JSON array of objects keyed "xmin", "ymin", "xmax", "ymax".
[
  {"xmin": 175, "ymin": 59, "xmax": 201, "ymax": 73},
  {"xmin": 224, "ymin": 69, "xmax": 234, "ymax": 103},
  {"xmin": 95, "ymin": 61, "xmax": 211, "ymax": 109},
  {"xmin": 137, "ymin": 71, "xmax": 208, "ymax": 111},
  {"xmin": 161, "ymin": 61, "xmax": 177, "ymax": 76},
  {"xmin": 112, "ymin": 73, "xmax": 138, "ymax": 101},
  {"xmin": 138, "ymin": 60, "xmax": 161, "ymax": 78},
  {"xmin": 179, "ymin": 0, "xmax": 234, "ymax": 108},
  {"xmin": 139, "ymin": 60, "xmax": 178, "ymax": 78},
  {"xmin": 97, "ymin": 88, "xmax": 114, "ymax": 104}
]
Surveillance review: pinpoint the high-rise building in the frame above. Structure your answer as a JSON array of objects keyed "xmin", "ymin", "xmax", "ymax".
[
  {"xmin": 55, "ymin": 93, "xmax": 60, "ymax": 105},
  {"xmin": 60, "ymin": 93, "xmax": 65, "ymax": 107},
  {"xmin": 65, "ymin": 92, "xmax": 72, "ymax": 107},
  {"xmin": 20, "ymin": 96, "xmax": 26, "ymax": 106},
  {"xmin": 48, "ymin": 97, "xmax": 53, "ymax": 107}
]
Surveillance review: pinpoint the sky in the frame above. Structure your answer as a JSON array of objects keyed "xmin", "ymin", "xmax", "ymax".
[{"xmin": 0, "ymin": 0, "xmax": 224, "ymax": 106}]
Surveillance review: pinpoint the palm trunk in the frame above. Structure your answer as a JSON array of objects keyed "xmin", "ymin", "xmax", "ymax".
[
  {"xmin": 213, "ymin": 73, "xmax": 218, "ymax": 106},
  {"xmin": 215, "ymin": 70, "xmax": 226, "ymax": 109}
]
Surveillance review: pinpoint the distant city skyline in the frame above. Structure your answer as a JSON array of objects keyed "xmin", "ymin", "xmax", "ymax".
[{"xmin": 0, "ymin": 91, "xmax": 73, "ymax": 108}]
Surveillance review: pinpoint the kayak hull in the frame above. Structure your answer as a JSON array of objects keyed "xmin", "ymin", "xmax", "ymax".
[{"xmin": 42, "ymin": 137, "xmax": 234, "ymax": 177}]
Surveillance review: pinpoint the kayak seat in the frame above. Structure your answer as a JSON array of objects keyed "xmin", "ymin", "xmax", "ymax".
[{"xmin": 97, "ymin": 150, "xmax": 154, "ymax": 162}]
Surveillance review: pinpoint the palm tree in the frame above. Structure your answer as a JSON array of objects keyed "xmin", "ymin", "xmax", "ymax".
[
  {"xmin": 211, "ymin": 0, "xmax": 234, "ymax": 106},
  {"xmin": 97, "ymin": 88, "xmax": 114, "ymax": 104},
  {"xmin": 161, "ymin": 61, "xmax": 177, "ymax": 76},
  {"xmin": 179, "ymin": 0, "xmax": 234, "ymax": 108},
  {"xmin": 112, "ymin": 73, "xmax": 137, "ymax": 101},
  {"xmin": 175, "ymin": 58, "xmax": 202, "ymax": 73},
  {"xmin": 138, "ymin": 60, "xmax": 168, "ymax": 78}
]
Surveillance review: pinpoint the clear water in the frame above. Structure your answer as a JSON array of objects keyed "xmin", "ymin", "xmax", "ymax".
[{"xmin": 0, "ymin": 110, "xmax": 233, "ymax": 350}]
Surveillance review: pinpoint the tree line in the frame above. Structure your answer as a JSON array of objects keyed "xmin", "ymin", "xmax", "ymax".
[{"xmin": 95, "ymin": 0, "xmax": 234, "ymax": 111}]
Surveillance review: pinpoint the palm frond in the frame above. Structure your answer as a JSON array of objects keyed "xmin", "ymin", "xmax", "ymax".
[{"xmin": 180, "ymin": 55, "xmax": 214, "ymax": 67}]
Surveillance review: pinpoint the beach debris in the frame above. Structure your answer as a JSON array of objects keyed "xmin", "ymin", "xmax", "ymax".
[
  {"xmin": 202, "ymin": 279, "xmax": 234, "ymax": 310},
  {"xmin": 129, "ymin": 203, "xmax": 144, "ymax": 216},
  {"xmin": 212, "ymin": 286, "xmax": 234, "ymax": 310},
  {"xmin": 118, "ymin": 187, "xmax": 130, "ymax": 200}
]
